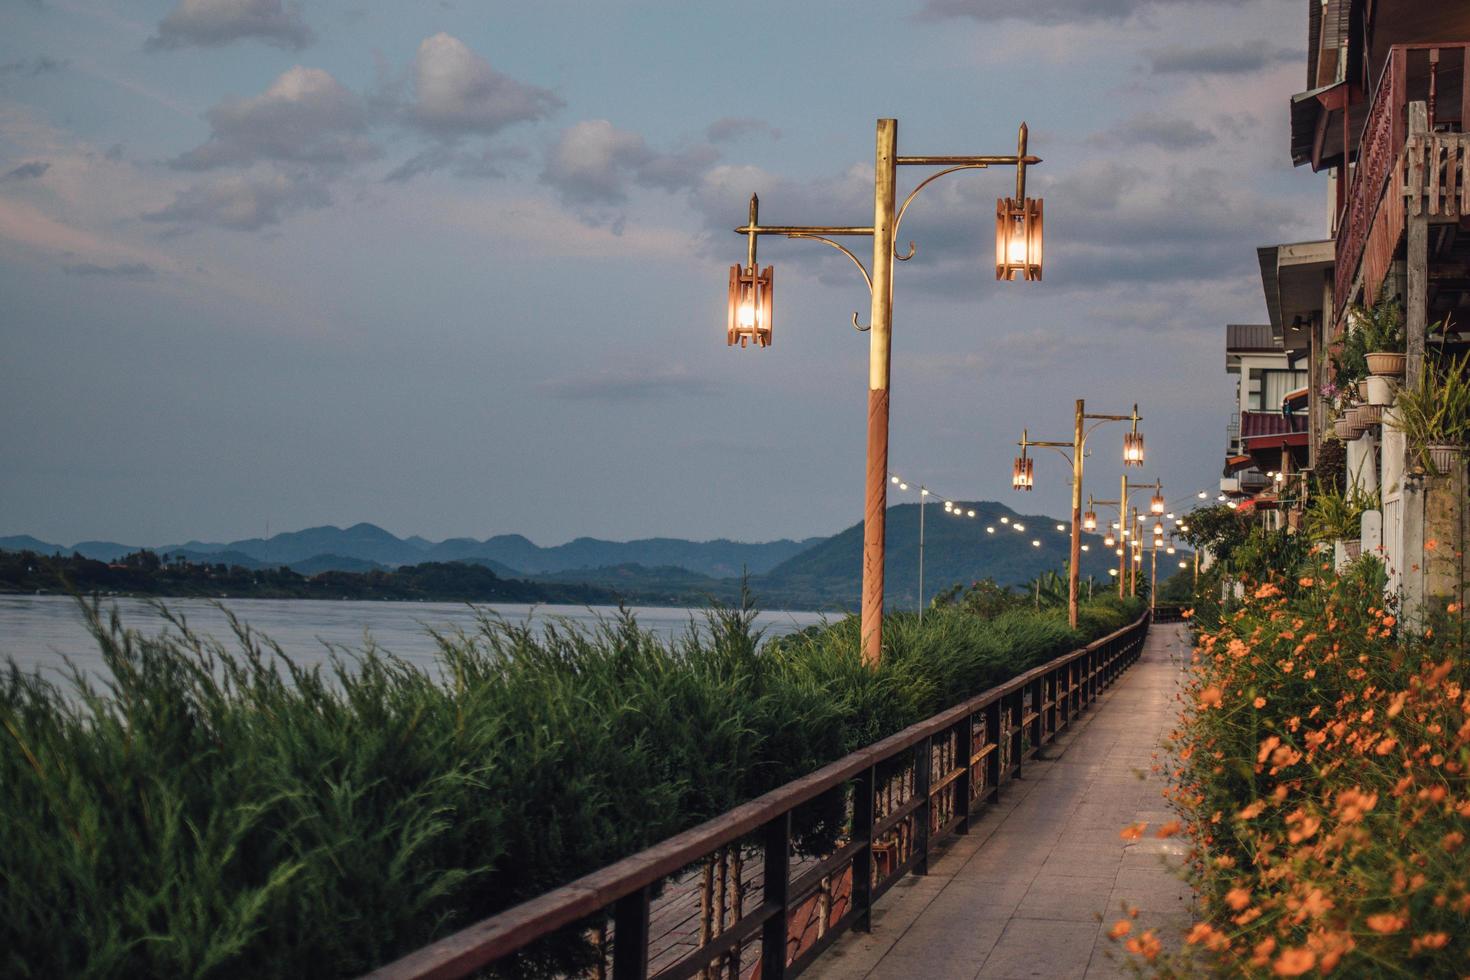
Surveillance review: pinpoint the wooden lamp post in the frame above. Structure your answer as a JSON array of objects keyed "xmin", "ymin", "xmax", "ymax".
[{"xmin": 728, "ymin": 120, "xmax": 1043, "ymax": 668}]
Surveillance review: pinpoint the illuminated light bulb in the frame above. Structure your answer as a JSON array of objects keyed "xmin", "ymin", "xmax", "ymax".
[
  {"xmin": 1226, "ymin": 501, "xmax": 1238, "ymax": 510},
  {"xmin": 921, "ymin": 488, "xmax": 930, "ymax": 496},
  {"xmin": 1082, "ymin": 511, "xmax": 1097, "ymax": 532},
  {"xmin": 1001, "ymin": 517, "xmax": 1010, "ymax": 524},
  {"xmin": 1104, "ymin": 534, "xmax": 1115, "ymax": 546},
  {"xmin": 737, "ymin": 301, "xmax": 756, "ymax": 328},
  {"xmin": 891, "ymin": 476, "xmax": 900, "ymax": 484},
  {"xmin": 899, "ymin": 482, "xmax": 908, "ymax": 490},
  {"xmin": 986, "ymin": 526, "xmax": 995, "ymax": 533},
  {"xmin": 1179, "ymin": 560, "xmax": 1188, "ymax": 568},
  {"xmin": 1056, "ymin": 523, "xmax": 1066, "ymax": 532},
  {"xmin": 967, "ymin": 510, "xmax": 975, "ymax": 518},
  {"xmin": 1031, "ymin": 540, "xmax": 1041, "ymax": 547},
  {"xmin": 1108, "ymin": 569, "xmax": 1118, "ymax": 577},
  {"xmin": 1081, "ymin": 544, "xmax": 1090, "ymax": 551},
  {"xmin": 1166, "ymin": 546, "xmax": 1176, "ymax": 555},
  {"xmin": 1197, "ymin": 491, "xmax": 1208, "ymax": 499},
  {"xmin": 1166, "ymin": 512, "xmax": 1175, "ymax": 519},
  {"xmin": 1179, "ymin": 524, "xmax": 1189, "ymax": 532},
  {"xmin": 1014, "ymin": 523, "xmax": 1025, "ymax": 532},
  {"xmin": 1111, "ymin": 522, "xmax": 1119, "ymax": 530},
  {"xmin": 1133, "ymin": 554, "xmax": 1142, "ymax": 563},
  {"xmin": 1115, "ymin": 548, "xmax": 1124, "ymax": 556}
]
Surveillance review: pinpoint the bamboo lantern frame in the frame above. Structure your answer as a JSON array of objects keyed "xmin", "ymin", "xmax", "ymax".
[
  {"xmin": 1011, "ymin": 454, "xmax": 1034, "ymax": 491},
  {"xmin": 1082, "ymin": 509, "xmax": 1097, "ymax": 532},
  {"xmin": 1123, "ymin": 431, "xmax": 1145, "ymax": 467},
  {"xmin": 995, "ymin": 197, "xmax": 1043, "ymax": 282},
  {"xmin": 727, "ymin": 264, "xmax": 774, "ymax": 348}
]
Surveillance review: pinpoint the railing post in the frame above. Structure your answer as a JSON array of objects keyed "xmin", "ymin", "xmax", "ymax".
[
  {"xmin": 955, "ymin": 715, "xmax": 972, "ymax": 833},
  {"xmin": 1028, "ymin": 678, "xmax": 1043, "ymax": 751},
  {"xmin": 1009, "ymin": 690, "xmax": 1024, "ymax": 778},
  {"xmin": 853, "ymin": 766, "xmax": 875, "ymax": 932},
  {"xmin": 612, "ymin": 886, "xmax": 650, "ymax": 980},
  {"xmin": 914, "ymin": 737, "xmax": 932, "ymax": 873},
  {"xmin": 761, "ymin": 813, "xmax": 791, "ymax": 980},
  {"xmin": 984, "ymin": 700, "xmax": 1001, "ymax": 801}
]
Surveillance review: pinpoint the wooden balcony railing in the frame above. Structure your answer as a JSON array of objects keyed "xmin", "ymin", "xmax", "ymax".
[
  {"xmin": 1335, "ymin": 43, "xmax": 1470, "ymax": 320},
  {"xmin": 362, "ymin": 612, "xmax": 1152, "ymax": 980}
]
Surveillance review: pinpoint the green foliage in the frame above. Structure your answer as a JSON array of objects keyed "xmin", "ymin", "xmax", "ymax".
[
  {"xmin": 0, "ymin": 593, "xmax": 1143, "ymax": 978},
  {"xmin": 1301, "ymin": 481, "xmax": 1379, "ymax": 543},
  {"xmin": 1394, "ymin": 349, "xmax": 1470, "ymax": 472},
  {"xmin": 1348, "ymin": 295, "xmax": 1405, "ymax": 354},
  {"xmin": 1178, "ymin": 505, "xmax": 1252, "ymax": 567}
]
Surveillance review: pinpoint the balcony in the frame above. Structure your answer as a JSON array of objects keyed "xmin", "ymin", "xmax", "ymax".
[{"xmin": 1335, "ymin": 43, "xmax": 1470, "ymax": 321}]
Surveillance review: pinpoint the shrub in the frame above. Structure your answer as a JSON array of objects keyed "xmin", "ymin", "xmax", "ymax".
[{"xmin": 1, "ymin": 593, "xmax": 1143, "ymax": 978}]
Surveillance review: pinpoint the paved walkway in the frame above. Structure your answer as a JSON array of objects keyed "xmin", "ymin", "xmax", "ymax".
[{"xmin": 805, "ymin": 623, "xmax": 1195, "ymax": 980}]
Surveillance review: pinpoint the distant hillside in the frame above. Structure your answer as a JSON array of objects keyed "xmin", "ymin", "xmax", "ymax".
[{"xmin": 752, "ymin": 501, "xmax": 1159, "ymax": 611}]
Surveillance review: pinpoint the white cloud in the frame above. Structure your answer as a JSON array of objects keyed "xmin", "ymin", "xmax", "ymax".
[
  {"xmin": 147, "ymin": 0, "xmax": 314, "ymax": 50},
  {"xmin": 410, "ymin": 33, "xmax": 561, "ymax": 137},
  {"xmin": 173, "ymin": 67, "xmax": 375, "ymax": 171},
  {"xmin": 143, "ymin": 171, "xmax": 330, "ymax": 231}
]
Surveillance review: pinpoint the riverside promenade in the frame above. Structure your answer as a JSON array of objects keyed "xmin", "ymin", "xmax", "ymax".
[{"xmin": 805, "ymin": 623, "xmax": 1194, "ymax": 980}]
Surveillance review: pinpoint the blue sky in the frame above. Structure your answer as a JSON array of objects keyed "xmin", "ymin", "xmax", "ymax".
[{"xmin": 1, "ymin": 0, "xmax": 1322, "ymax": 547}]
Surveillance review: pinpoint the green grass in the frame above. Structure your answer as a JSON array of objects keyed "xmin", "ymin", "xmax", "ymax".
[{"xmin": 0, "ymin": 592, "xmax": 1142, "ymax": 978}]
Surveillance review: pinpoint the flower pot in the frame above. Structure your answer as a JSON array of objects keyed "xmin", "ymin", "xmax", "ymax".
[
  {"xmin": 1333, "ymin": 418, "xmax": 1356, "ymax": 440},
  {"xmin": 1356, "ymin": 403, "xmax": 1383, "ymax": 426},
  {"xmin": 1366, "ymin": 351, "xmax": 1407, "ymax": 376},
  {"xmin": 1425, "ymin": 443, "xmax": 1466, "ymax": 475},
  {"xmin": 1365, "ymin": 374, "xmax": 1397, "ymax": 406},
  {"xmin": 1356, "ymin": 379, "xmax": 1371, "ymax": 401},
  {"xmin": 1343, "ymin": 539, "xmax": 1362, "ymax": 559}
]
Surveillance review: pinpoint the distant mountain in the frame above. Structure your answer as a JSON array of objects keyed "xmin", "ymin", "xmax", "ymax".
[
  {"xmin": 754, "ymin": 502, "xmax": 1145, "ymax": 611},
  {"xmin": 0, "ymin": 535, "xmax": 66, "ymax": 555},
  {"xmin": 286, "ymin": 554, "xmax": 389, "ymax": 576},
  {"xmin": 429, "ymin": 534, "xmax": 820, "ymax": 578},
  {"xmin": 157, "ymin": 523, "xmax": 425, "ymax": 567},
  {"xmin": 72, "ymin": 540, "xmax": 145, "ymax": 562}
]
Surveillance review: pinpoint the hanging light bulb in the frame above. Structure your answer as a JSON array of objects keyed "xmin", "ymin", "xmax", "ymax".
[
  {"xmin": 1104, "ymin": 533, "xmax": 1115, "ymax": 546},
  {"xmin": 1123, "ymin": 431, "xmax": 1145, "ymax": 467},
  {"xmin": 994, "ymin": 123, "xmax": 1043, "ymax": 281},
  {"xmin": 1011, "ymin": 454, "xmax": 1033, "ymax": 491},
  {"xmin": 727, "ymin": 194, "xmax": 774, "ymax": 348},
  {"xmin": 1082, "ymin": 509, "xmax": 1097, "ymax": 532}
]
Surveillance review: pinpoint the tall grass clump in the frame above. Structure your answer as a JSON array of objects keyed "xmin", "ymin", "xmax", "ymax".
[
  {"xmin": 1119, "ymin": 559, "xmax": 1469, "ymax": 977},
  {"xmin": 1, "ymin": 592, "xmax": 1143, "ymax": 978}
]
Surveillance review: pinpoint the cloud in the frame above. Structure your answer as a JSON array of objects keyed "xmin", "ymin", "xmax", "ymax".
[
  {"xmin": 173, "ymin": 67, "xmax": 376, "ymax": 171},
  {"xmin": 147, "ymin": 0, "xmax": 314, "ymax": 50},
  {"xmin": 538, "ymin": 364, "xmax": 723, "ymax": 401},
  {"xmin": 410, "ymin": 33, "xmax": 561, "ymax": 137},
  {"xmin": 383, "ymin": 143, "xmax": 530, "ymax": 182},
  {"xmin": 706, "ymin": 117, "xmax": 782, "ymax": 144},
  {"xmin": 1090, "ymin": 112, "xmax": 1216, "ymax": 151},
  {"xmin": 920, "ymin": 0, "xmax": 1206, "ymax": 24},
  {"xmin": 1148, "ymin": 41, "xmax": 1298, "ymax": 74},
  {"xmin": 0, "ymin": 56, "xmax": 65, "ymax": 77},
  {"xmin": 2, "ymin": 161, "xmax": 50, "ymax": 181},
  {"xmin": 142, "ymin": 172, "xmax": 329, "ymax": 231},
  {"xmin": 541, "ymin": 120, "xmax": 719, "ymax": 205},
  {"xmin": 62, "ymin": 262, "xmax": 157, "ymax": 278}
]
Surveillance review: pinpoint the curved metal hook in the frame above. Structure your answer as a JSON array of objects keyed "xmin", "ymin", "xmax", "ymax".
[
  {"xmin": 785, "ymin": 232, "xmax": 874, "ymax": 332},
  {"xmin": 891, "ymin": 163, "xmax": 989, "ymax": 258},
  {"xmin": 895, "ymin": 240, "xmax": 916, "ymax": 262}
]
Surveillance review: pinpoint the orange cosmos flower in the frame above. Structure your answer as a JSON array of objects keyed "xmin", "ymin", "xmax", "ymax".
[
  {"xmin": 1254, "ymin": 696, "xmax": 1267, "ymax": 708},
  {"xmin": 1108, "ymin": 919, "xmax": 1132, "ymax": 939},
  {"xmin": 1120, "ymin": 822, "xmax": 1147, "ymax": 841},
  {"xmin": 1225, "ymin": 887, "xmax": 1252, "ymax": 910},
  {"xmin": 1365, "ymin": 912, "xmax": 1407, "ymax": 933},
  {"xmin": 1155, "ymin": 820, "xmax": 1181, "ymax": 838},
  {"xmin": 1272, "ymin": 947, "xmax": 1316, "ymax": 976},
  {"xmin": 1125, "ymin": 930, "xmax": 1162, "ymax": 961}
]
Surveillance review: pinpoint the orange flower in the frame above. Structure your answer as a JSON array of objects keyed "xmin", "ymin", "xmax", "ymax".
[
  {"xmin": 1258, "ymin": 735, "xmax": 1282, "ymax": 764},
  {"xmin": 1425, "ymin": 538, "xmax": 1438, "ymax": 551},
  {"xmin": 1238, "ymin": 800, "xmax": 1266, "ymax": 820},
  {"xmin": 1442, "ymin": 831, "xmax": 1465, "ymax": 852},
  {"xmin": 1225, "ymin": 887, "xmax": 1252, "ymax": 910},
  {"xmin": 1155, "ymin": 820, "xmax": 1181, "ymax": 838},
  {"xmin": 1365, "ymin": 912, "xmax": 1407, "ymax": 934},
  {"xmin": 1125, "ymin": 930, "xmax": 1162, "ymax": 962},
  {"xmin": 1119, "ymin": 822, "xmax": 1147, "ymax": 841},
  {"xmin": 1199, "ymin": 686, "xmax": 1224, "ymax": 709},
  {"xmin": 1272, "ymin": 947, "xmax": 1316, "ymax": 976},
  {"xmin": 1411, "ymin": 932, "xmax": 1449, "ymax": 951},
  {"xmin": 1299, "ymin": 576, "xmax": 1314, "ymax": 587},
  {"xmin": 1375, "ymin": 737, "xmax": 1398, "ymax": 756},
  {"xmin": 1108, "ymin": 919, "xmax": 1132, "ymax": 939},
  {"xmin": 1254, "ymin": 696, "xmax": 1267, "ymax": 708}
]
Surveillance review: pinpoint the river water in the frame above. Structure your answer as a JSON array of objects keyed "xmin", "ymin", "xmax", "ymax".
[{"xmin": 0, "ymin": 595, "xmax": 835, "ymax": 681}]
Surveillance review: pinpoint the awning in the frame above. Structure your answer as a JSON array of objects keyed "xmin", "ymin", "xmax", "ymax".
[
  {"xmin": 1283, "ymin": 387, "xmax": 1310, "ymax": 412},
  {"xmin": 1225, "ymin": 454, "xmax": 1255, "ymax": 474},
  {"xmin": 1290, "ymin": 81, "xmax": 1352, "ymax": 171}
]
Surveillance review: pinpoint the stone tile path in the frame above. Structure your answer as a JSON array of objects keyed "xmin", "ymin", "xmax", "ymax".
[{"xmin": 804, "ymin": 623, "xmax": 1195, "ymax": 980}]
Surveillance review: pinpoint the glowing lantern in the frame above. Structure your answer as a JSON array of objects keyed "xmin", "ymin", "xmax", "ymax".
[
  {"xmin": 1123, "ymin": 431, "xmax": 1145, "ymax": 466},
  {"xmin": 727, "ymin": 263, "xmax": 773, "ymax": 348},
  {"xmin": 1011, "ymin": 454, "xmax": 1034, "ymax": 491},
  {"xmin": 1083, "ymin": 509, "xmax": 1097, "ymax": 532},
  {"xmin": 995, "ymin": 197, "xmax": 1043, "ymax": 281}
]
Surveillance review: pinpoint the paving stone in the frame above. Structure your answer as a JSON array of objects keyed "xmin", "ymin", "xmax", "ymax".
[{"xmin": 802, "ymin": 625, "xmax": 1197, "ymax": 979}]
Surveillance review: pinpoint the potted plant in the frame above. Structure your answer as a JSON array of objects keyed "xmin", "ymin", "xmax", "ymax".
[
  {"xmin": 1350, "ymin": 297, "xmax": 1406, "ymax": 377},
  {"xmin": 1302, "ymin": 482, "xmax": 1377, "ymax": 560},
  {"xmin": 1394, "ymin": 350, "xmax": 1470, "ymax": 475}
]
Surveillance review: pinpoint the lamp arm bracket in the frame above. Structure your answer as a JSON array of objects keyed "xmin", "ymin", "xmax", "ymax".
[
  {"xmin": 891, "ymin": 164, "xmax": 988, "ymax": 261},
  {"xmin": 784, "ymin": 232, "xmax": 874, "ymax": 331}
]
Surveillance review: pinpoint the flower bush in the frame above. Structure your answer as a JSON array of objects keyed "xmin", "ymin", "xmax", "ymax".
[{"xmin": 1128, "ymin": 559, "xmax": 1468, "ymax": 976}]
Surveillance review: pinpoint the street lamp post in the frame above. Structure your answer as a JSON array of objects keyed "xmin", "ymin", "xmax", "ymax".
[
  {"xmin": 729, "ymin": 119, "xmax": 1044, "ymax": 668},
  {"xmin": 1089, "ymin": 474, "xmax": 1163, "ymax": 599},
  {"xmin": 1011, "ymin": 402, "xmax": 1142, "ymax": 629}
]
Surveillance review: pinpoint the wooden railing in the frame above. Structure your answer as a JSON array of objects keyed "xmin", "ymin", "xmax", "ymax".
[
  {"xmin": 364, "ymin": 611, "xmax": 1152, "ymax": 980},
  {"xmin": 1335, "ymin": 43, "xmax": 1470, "ymax": 320}
]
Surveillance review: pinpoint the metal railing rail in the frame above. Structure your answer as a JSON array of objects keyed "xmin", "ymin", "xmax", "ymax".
[{"xmin": 365, "ymin": 611, "xmax": 1153, "ymax": 980}]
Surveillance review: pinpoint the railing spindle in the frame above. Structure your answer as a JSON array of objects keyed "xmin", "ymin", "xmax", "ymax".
[
  {"xmin": 761, "ymin": 814, "xmax": 791, "ymax": 980},
  {"xmin": 612, "ymin": 886, "xmax": 651, "ymax": 980}
]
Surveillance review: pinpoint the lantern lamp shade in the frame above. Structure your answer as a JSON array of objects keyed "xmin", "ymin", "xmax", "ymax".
[
  {"xmin": 1152, "ymin": 521, "xmax": 1164, "ymax": 536},
  {"xmin": 727, "ymin": 264, "xmax": 774, "ymax": 348},
  {"xmin": 1011, "ymin": 455, "xmax": 1034, "ymax": 491},
  {"xmin": 995, "ymin": 197, "xmax": 1043, "ymax": 282},
  {"xmin": 1150, "ymin": 492, "xmax": 1165, "ymax": 514},
  {"xmin": 1123, "ymin": 431, "xmax": 1145, "ymax": 466},
  {"xmin": 1082, "ymin": 510, "xmax": 1097, "ymax": 532},
  {"xmin": 1103, "ymin": 534, "xmax": 1115, "ymax": 546}
]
